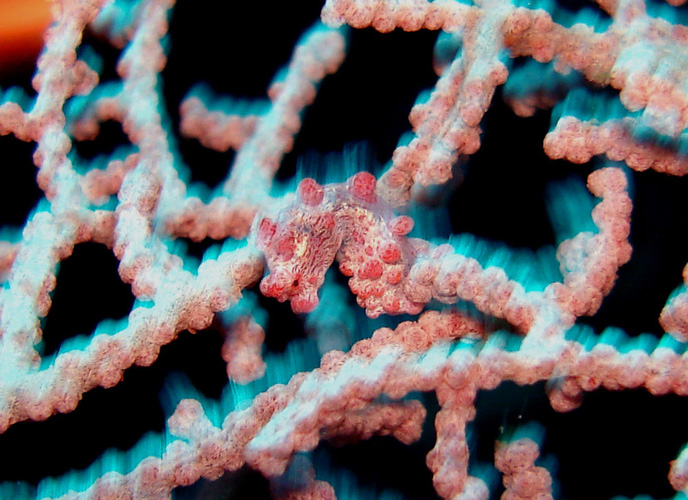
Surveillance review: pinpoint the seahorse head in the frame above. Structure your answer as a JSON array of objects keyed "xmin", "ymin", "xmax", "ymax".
[{"xmin": 254, "ymin": 179, "xmax": 342, "ymax": 314}]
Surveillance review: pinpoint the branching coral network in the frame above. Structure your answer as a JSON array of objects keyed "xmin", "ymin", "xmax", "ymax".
[{"xmin": 1, "ymin": 0, "xmax": 688, "ymax": 499}]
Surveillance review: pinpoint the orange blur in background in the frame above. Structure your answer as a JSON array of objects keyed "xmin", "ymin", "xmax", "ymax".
[{"xmin": 0, "ymin": 0, "xmax": 51, "ymax": 78}]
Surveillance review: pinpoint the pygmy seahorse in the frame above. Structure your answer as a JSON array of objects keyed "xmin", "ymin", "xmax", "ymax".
[{"xmin": 254, "ymin": 172, "xmax": 427, "ymax": 318}]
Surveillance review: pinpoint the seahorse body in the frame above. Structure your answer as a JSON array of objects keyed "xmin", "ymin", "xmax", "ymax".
[{"xmin": 255, "ymin": 173, "xmax": 426, "ymax": 317}]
